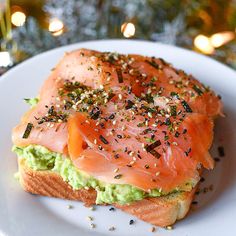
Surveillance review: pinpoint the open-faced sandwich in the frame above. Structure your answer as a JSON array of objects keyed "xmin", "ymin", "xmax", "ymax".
[{"xmin": 12, "ymin": 49, "xmax": 222, "ymax": 227}]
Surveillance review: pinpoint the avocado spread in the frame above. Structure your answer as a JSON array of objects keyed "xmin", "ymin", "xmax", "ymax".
[{"xmin": 13, "ymin": 145, "xmax": 194, "ymax": 205}]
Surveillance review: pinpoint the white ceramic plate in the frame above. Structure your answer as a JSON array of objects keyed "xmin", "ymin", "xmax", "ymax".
[{"xmin": 1, "ymin": 40, "xmax": 236, "ymax": 236}]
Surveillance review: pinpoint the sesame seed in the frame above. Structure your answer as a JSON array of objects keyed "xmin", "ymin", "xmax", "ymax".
[
  {"xmin": 114, "ymin": 168, "xmax": 119, "ymax": 173},
  {"xmin": 67, "ymin": 205, "xmax": 73, "ymax": 209},
  {"xmin": 86, "ymin": 216, "xmax": 93, "ymax": 221},
  {"xmin": 94, "ymin": 139, "xmax": 97, "ymax": 144},
  {"xmin": 172, "ymin": 142, "xmax": 178, "ymax": 146},
  {"xmin": 99, "ymin": 85, "xmax": 104, "ymax": 89},
  {"xmin": 89, "ymin": 206, "xmax": 95, "ymax": 211},
  {"xmin": 129, "ymin": 151, "xmax": 134, "ymax": 156},
  {"xmin": 129, "ymin": 161, "xmax": 135, "ymax": 165},
  {"xmin": 155, "ymin": 172, "xmax": 160, "ymax": 176},
  {"xmin": 149, "ymin": 226, "xmax": 156, "ymax": 232},
  {"xmin": 129, "ymin": 69, "xmax": 134, "ymax": 74},
  {"xmin": 109, "ymin": 226, "xmax": 116, "ymax": 231},
  {"xmin": 90, "ymin": 223, "xmax": 96, "ymax": 229},
  {"xmin": 118, "ymin": 94, "xmax": 123, "ymax": 100},
  {"xmin": 166, "ymin": 226, "xmax": 173, "ymax": 230},
  {"xmin": 112, "ymin": 120, "xmax": 117, "ymax": 125},
  {"xmin": 84, "ymin": 186, "xmax": 89, "ymax": 190},
  {"xmin": 85, "ymin": 120, "xmax": 90, "ymax": 124},
  {"xmin": 142, "ymin": 73, "xmax": 147, "ymax": 77}
]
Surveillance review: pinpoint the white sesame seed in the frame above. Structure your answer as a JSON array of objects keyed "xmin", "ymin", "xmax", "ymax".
[
  {"xmin": 129, "ymin": 161, "xmax": 135, "ymax": 165},
  {"xmin": 132, "ymin": 157, "xmax": 136, "ymax": 161},
  {"xmin": 85, "ymin": 120, "xmax": 90, "ymax": 124},
  {"xmin": 129, "ymin": 151, "xmax": 134, "ymax": 156},
  {"xmin": 84, "ymin": 186, "xmax": 89, "ymax": 190},
  {"xmin": 135, "ymin": 79, "xmax": 139, "ymax": 83},
  {"xmin": 142, "ymin": 73, "xmax": 147, "ymax": 77},
  {"xmin": 94, "ymin": 139, "xmax": 97, "ymax": 144},
  {"xmin": 56, "ymin": 104, "xmax": 60, "ymax": 108},
  {"xmin": 154, "ymin": 163, "xmax": 157, "ymax": 167},
  {"xmin": 56, "ymin": 97, "xmax": 61, "ymax": 101},
  {"xmin": 99, "ymin": 85, "xmax": 104, "ymax": 89},
  {"xmin": 114, "ymin": 168, "xmax": 119, "ymax": 173},
  {"xmin": 112, "ymin": 120, "xmax": 117, "ymax": 125},
  {"xmin": 118, "ymin": 94, "xmax": 122, "ymax": 100},
  {"xmin": 172, "ymin": 142, "xmax": 178, "ymax": 146},
  {"xmin": 148, "ymin": 112, "xmax": 152, "ymax": 118},
  {"xmin": 155, "ymin": 172, "xmax": 160, "ymax": 176},
  {"xmin": 121, "ymin": 125, "xmax": 126, "ymax": 131},
  {"xmin": 166, "ymin": 226, "xmax": 173, "ymax": 230}
]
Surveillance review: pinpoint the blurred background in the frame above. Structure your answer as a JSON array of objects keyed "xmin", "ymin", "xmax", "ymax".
[{"xmin": 0, "ymin": 0, "xmax": 236, "ymax": 75}]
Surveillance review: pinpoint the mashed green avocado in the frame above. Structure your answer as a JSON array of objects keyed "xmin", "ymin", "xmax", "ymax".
[{"xmin": 13, "ymin": 145, "xmax": 195, "ymax": 205}]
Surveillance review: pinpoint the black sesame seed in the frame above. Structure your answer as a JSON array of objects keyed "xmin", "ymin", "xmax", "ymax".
[{"xmin": 129, "ymin": 220, "xmax": 135, "ymax": 225}]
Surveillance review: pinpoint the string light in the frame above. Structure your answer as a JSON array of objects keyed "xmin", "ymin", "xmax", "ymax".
[
  {"xmin": 121, "ymin": 22, "xmax": 135, "ymax": 38},
  {"xmin": 48, "ymin": 18, "xmax": 64, "ymax": 36},
  {"xmin": 210, "ymin": 31, "xmax": 235, "ymax": 48},
  {"xmin": 194, "ymin": 31, "xmax": 235, "ymax": 54},
  {"xmin": 194, "ymin": 34, "xmax": 215, "ymax": 54},
  {"xmin": 11, "ymin": 11, "xmax": 26, "ymax": 27},
  {"xmin": 0, "ymin": 52, "xmax": 12, "ymax": 67}
]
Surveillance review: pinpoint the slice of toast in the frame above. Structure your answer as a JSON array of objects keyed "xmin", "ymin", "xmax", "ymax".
[{"xmin": 18, "ymin": 158, "xmax": 196, "ymax": 227}]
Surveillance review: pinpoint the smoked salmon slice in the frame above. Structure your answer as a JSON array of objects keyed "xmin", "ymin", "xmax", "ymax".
[{"xmin": 12, "ymin": 48, "xmax": 222, "ymax": 193}]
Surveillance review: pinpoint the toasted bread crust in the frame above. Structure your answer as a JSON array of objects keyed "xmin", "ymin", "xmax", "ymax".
[{"xmin": 18, "ymin": 158, "xmax": 196, "ymax": 227}]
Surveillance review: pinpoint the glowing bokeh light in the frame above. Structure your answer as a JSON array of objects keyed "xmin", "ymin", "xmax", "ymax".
[
  {"xmin": 49, "ymin": 18, "xmax": 64, "ymax": 36},
  {"xmin": 11, "ymin": 11, "xmax": 26, "ymax": 27},
  {"xmin": 194, "ymin": 34, "xmax": 215, "ymax": 54},
  {"xmin": 0, "ymin": 52, "xmax": 12, "ymax": 67},
  {"xmin": 210, "ymin": 31, "xmax": 235, "ymax": 48},
  {"xmin": 121, "ymin": 22, "xmax": 135, "ymax": 38}
]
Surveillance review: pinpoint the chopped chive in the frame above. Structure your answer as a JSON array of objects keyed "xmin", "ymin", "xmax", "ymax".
[
  {"xmin": 193, "ymin": 85, "xmax": 203, "ymax": 95},
  {"xmin": 116, "ymin": 68, "xmax": 123, "ymax": 83},
  {"xmin": 149, "ymin": 149, "xmax": 161, "ymax": 159},
  {"xmin": 170, "ymin": 105, "xmax": 177, "ymax": 117},
  {"xmin": 22, "ymin": 123, "xmax": 33, "ymax": 139},
  {"xmin": 145, "ymin": 59, "xmax": 160, "ymax": 70},
  {"xmin": 145, "ymin": 140, "xmax": 161, "ymax": 152},
  {"xmin": 181, "ymin": 100, "xmax": 192, "ymax": 113},
  {"xmin": 125, "ymin": 100, "xmax": 134, "ymax": 110},
  {"xmin": 99, "ymin": 135, "xmax": 109, "ymax": 144}
]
